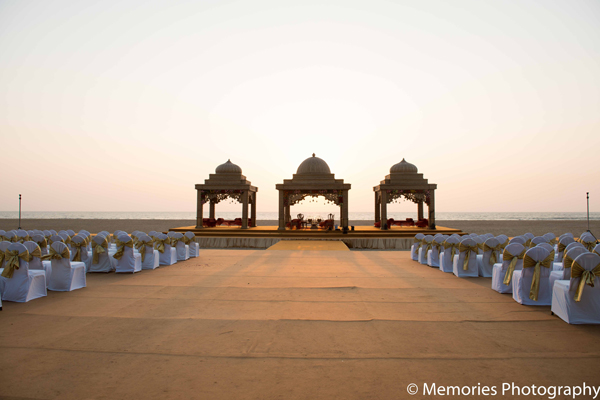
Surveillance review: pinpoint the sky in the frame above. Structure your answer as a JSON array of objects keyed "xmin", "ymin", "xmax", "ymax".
[{"xmin": 1, "ymin": 0, "xmax": 599, "ymax": 215}]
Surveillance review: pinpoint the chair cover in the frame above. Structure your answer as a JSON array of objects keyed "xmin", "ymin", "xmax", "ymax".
[
  {"xmin": 491, "ymin": 243, "xmax": 525, "ymax": 294},
  {"xmin": 184, "ymin": 231, "xmax": 199, "ymax": 258},
  {"xmin": 89, "ymin": 235, "xmax": 115, "ymax": 273},
  {"xmin": 594, "ymin": 244, "xmax": 600, "ymax": 256},
  {"xmin": 137, "ymin": 234, "xmax": 159, "ymax": 270},
  {"xmin": 4, "ymin": 231, "xmax": 17, "ymax": 243},
  {"xmin": 16, "ymin": 230, "xmax": 29, "ymax": 243},
  {"xmin": 0, "ymin": 230, "xmax": 5, "ymax": 241},
  {"xmin": 452, "ymin": 238, "xmax": 479, "ymax": 278},
  {"xmin": 31, "ymin": 233, "xmax": 49, "ymax": 256},
  {"xmin": 427, "ymin": 235, "xmax": 445, "ymax": 268},
  {"xmin": 509, "ymin": 236, "xmax": 526, "ymax": 245},
  {"xmin": 543, "ymin": 233, "xmax": 556, "ymax": 245},
  {"xmin": 472, "ymin": 236, "xmax": 484, "ymax": 255},
  {"xmin": 579, "ymin": 235, "xmax": 598, "ymax": 252},
  {"xmin": 71, "ymin": 234, "xmax": 92, "ymax": 270},
  {"xmin": 530, "ymin": 236, "xmax": 547, "ymax": 247},
  {"xmin": 548, "ymin": 247, "xmax": 588, "ymax": 296},
  {"xmin": 418, "ymin": 235, "xmax": 434, "ymax": 265},
  {"xmin": 551, "ymin": 253, "xmax": 600, "ymax": 324},
  {"xmin": 410, "ymin": 234, "xmax": 425, "ymax": 261},
  {"xmin": 559, "ymin": 233, "xmax": 574, "ymax": 240},
  {"xmin": 114, "ymin": 234, "xmax": 142, "ymax": 273},
  {"xmin": 556, "ymin": 236, "xmax": 575, "ymax": 261},
  {"xmin": 23, "ymin": 241, "xmax": 51, "ymax": 288},
  {"xmin": 0, "ymin": 241, "xmax": 11, "ymax": 268},
  {"xmin": 171, "ymin": 232, "xmax": 190, "ymax": 261},
  {"xmin": 0, "ymin": 242, "xmax": 46, "ymax": 302},
  {"xmin": 512, "ymin": 247, "xmax": 552, "ymax": 305},
  {"xmin": 47, "ymin": 242, "xmax": 86, "ymax": 291},
  {"xmin": 477, "ymin": 237, "xmax": 501, "ymax": 277},
  {"xmin": 468, "ymin": 233, "xmax": 478, "ymax": 238},
  {"xmin": 439, "ymin": 236, "xmax": 459, "ymax": 273},
  {"xmin": 565, "ymin": 242, "xmax": 585, "ymax": 253},
  {"xmin": 155, "ymin": 233, "xmax": 177, "ymax": 266}
]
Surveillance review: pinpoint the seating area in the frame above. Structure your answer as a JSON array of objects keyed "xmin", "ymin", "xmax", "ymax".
[
  {"xmin": 410, "ymin": 230, "xmax": 600, "ymax": 324},
  {"xmin": 0, "ymin": 228, "xmax": 200, "ymax": 303}
]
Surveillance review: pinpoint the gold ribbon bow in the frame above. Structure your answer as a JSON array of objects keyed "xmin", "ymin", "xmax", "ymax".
[
  {"xmin": 581, "ymin": 240, "xmax": 597, "ymax": 252},
  {"xmin": 557, "ymin": 242, "xmax": 568, "ymax": 255},
  {"xmin": 1, "ymin": 249, "xmax": 29, "ymax": 278},
  {"xmin": 42, "ymin": 246, "xmax": 70, "ymax": 261},
  {"xmin": 154, "ymin": 238, "xmax": 167, "ymax": 254},
  {"xmin": 503, "ymin": 248, "xmax": 526, "ymax": 285},
  {"xmin": 443, "ymin": 242, "xmax": 459, "ymax": 261},
  {"xmin": 71, "ymin": 240, "xmax": 87, "ymax": 262},
  {"xmin": 500, "ymin": 239, "xmax": 509, "ymax": 250},
  {"xmin": 16, "ymin": 235, "xmax": 30, "ymax": 243},
  {"xmin": 183, "ymin": 236, "xmax": 195, "ymax": 245},
  {"xmin": 431, "ymin": 241, "xmax": 441, "ymax": 253},
  {"xmin": 458, "ymin": 243, "xmax": 478, "ymax": 270},
  {"xmin": 525, "ymin": 238, "xmax": 532, "ymax": 248},
  {"xmin": 0, "ymin": 251, "xmax": 4, "ymax": 266},
  {"xmin": 522, "ymin": 252, "xmax": 553, "ymax": 301},
  {"xmin": 25, "ymin": 246, "xmax": 42, "ymax": 261},
  {"xmin": 483, "ymin": 243, "xmax": 503, "ymax": 267},
  {"xmin": 113, "ymin": 239, "xmax": 133, "ymax": 260},
  {"xmin": 136, "ymin": 239, "xmax": 154, "ymax": 263},
  {"xmin": 36, "ymin": 238, "xmax": 48, "ymax": 250},
  {"xmin": 548, "ymin": 237, "xmax": 557, "ymax": 246},
  {"xmin": 571, "ymin": 261, "xmax": 600, "ymax": 302},
  {"xmin": 170, "ymin": 236, "xmax": 182, "ymax": 247},
  {"xmin": 92, "ymin": 238, "xmax": 108, "ymax": 264}
]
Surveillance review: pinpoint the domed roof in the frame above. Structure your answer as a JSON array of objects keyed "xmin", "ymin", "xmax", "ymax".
[
  {"xmin": 215, "ymin": 159, "xmax": 242, "ymax": 174},
  {"xmin": 390, "ymin": 158, "xmax": 418, "ymax": 174},
  {"xmin": 296, "ymin": 154, "xmax": 331, "ymax": 175}
]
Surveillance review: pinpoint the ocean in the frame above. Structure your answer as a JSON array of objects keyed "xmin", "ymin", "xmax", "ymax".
[{"xmin": 0, "ymin": 211, "xmax": 598, "ymax": 221}]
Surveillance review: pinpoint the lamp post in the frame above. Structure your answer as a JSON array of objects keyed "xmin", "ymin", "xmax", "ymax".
[
  {"xmin": 18, "ymin": 194, "xmax": 22, "ymax": 229},
  {"xmin": 587, "ymin": 192, "xmax": 590, "ymax": 232}
]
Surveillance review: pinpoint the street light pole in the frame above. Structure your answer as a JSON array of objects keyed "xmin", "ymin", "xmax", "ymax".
[{"xmin": 18, "ymin": 194, "xmax": 22, "ymax": 229}]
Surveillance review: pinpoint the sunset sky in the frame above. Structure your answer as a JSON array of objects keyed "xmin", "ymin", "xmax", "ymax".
[{"xmin": 1, "ymin": 0, "xmax": 599, "ymax": 214}]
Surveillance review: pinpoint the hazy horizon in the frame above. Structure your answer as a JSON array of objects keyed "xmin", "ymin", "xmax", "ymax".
[{"xmin": 2, "ymin": 0, "xmax": 599, "ymax": 214}]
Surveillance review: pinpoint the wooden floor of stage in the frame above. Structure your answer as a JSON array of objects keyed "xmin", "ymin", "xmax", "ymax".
[{"xmin": 169, "ymin": 225, "xmax": 465, "ymax": 238}]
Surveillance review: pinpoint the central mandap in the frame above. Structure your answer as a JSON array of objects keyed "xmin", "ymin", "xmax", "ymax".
[{"xmin": 276, "ymin": 154, "xmax": 351, "ymax": 230}]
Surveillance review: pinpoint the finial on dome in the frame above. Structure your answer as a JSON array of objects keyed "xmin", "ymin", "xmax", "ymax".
[{"xmin": 312, "ymin": 153, "xmax": 315, "ymax": 157}]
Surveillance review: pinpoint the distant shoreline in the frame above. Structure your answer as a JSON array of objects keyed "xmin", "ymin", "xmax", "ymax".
[{"xmin": 1, "ymin": 219, "xmax": 599, "ymax": 237}]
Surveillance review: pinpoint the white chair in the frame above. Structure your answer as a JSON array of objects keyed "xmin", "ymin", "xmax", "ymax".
[
  {"xmin": 552, "ymin": 253, "xmax": 600, "ymax": 324},
  {"xmin": 0, "ymin": 241, "xmax": 11, "ymax": 268},
  {"xmin": 155, "ymin": 234, "xmax": 177, "ymax": 266},
  {"xmin": 565, "ymin": 241, "xmax": 585, "ymax": 253},
  {"xmin": 491, "ymin": 243, "xmax": 525, "ymax": 294},
  {"xmin": 439, "ymin": 236, "xmax": 459, "ymax": 273},
  {"xmin": 0, "ymin": 242, "xmax": 47, "ymax": 302},
  {"xmin": 512, "ymin": 247, "xmax": 552, "ymax": 306},
  {"xmin": 47, "ymin": 242, "xmax": 86, "ymax": 291},
  {"xmin": 185, "ymin": 231, "xmax": 199, "ymax": 258},
  {"xmin": 579, "ymin": 235, "xmax": 598, "ymax": 252},
  {"xmin": 4, "ymin": 231, "xmax": 17, "ymax": 243},
  {"xmin": 15, "ymin": 230, "xmax": 29, "ymax": 243},
  {"xmin": 0, "ymin": 230, "xmax": 5, "ymax": 241},
  {"xmin": 509, "ymin": 236, "xmax": 526, "ymax": 245},
  {"xmin": 89, "ymin": 235, "xmax": 115, "ymax": 273},
  {"xmin": 426, "ymin": 235, "xmax": 444, "ymax": 268},
  {"xmin": 418, "ymin": 235, "xmax": 433, "ymax": 265},
  {"xmin": 31, "ymin": 233, "xmax": 49, "ymax": 256},
  {"xmin": 23, "ymin": 241, "xmax": 51, "ymax": 288},
  {"xmin": 523, "ymin": 232, "xmax": 534, "ymax": 246},
  {"xmin": 452, "ymin": 238, "xmax": 479, "ymax": 278},
  {"xmin": 171, "ymin": 232, "xmax": 190, "ymax": 261},
  {"xmin": 71, "ymin": 234, "xmax": 92, "ymax": 270},
  {"xmin": 548, "ymin": 246, "xmax": 588, "ymax": 295},
  {"xmin": 137, "ymin": 235, "xmax": 159, "ymax": 270},
  {"xmin": 114, "ymin": 234, "xmax": 142, "ymax": 273},
  {"xmin": 556, "ymin": 236, "xmax": 575, "ymax": 262},
  {"xmin": 410, "ymin": 234, "xmax": 425, "ymax": 261},
  {"xmin": 477, "ymin": 237, "xmax": 501, "ymax": 277},
  {"xmin": 468, "ymin": 233, "xmax": 478, "ymax": 238},
  {"xmin": 535, "ymin": 242, "xmax": 559, "ymax": 270},
  {"xmin": 594, "ymin": 244, "xmax": 600, "ymax": 256},
  {"xmin": 543, "ymin": 232, "xmax": 556, "ymax": 245},
  {"xmin": 530, "ymin": 236, "xmax": 547, "ymax": 248}
]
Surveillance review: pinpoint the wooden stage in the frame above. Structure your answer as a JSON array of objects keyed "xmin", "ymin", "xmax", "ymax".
[{"xmin": 168, "ymin": 225, "xmax": 465, "ymax": 249}]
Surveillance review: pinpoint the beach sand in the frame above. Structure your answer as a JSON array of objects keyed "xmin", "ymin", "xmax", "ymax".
[
  {"xmin": 1, "ymin": 218, "xmax": 599, "ymax": 237},
  {"xmin": 1, "ymin": 249, "xmax": 599, "ymax": 399}
]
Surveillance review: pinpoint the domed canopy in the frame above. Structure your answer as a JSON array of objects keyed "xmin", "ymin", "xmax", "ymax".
[
  {"xmin": 296, "ymin": 154, "xmax": 331, "ymax": 175},
  {"xmin": 390, "ymin": 158, "xmax": 418, "ymax": 174},
  {"xmin": 216, "ymin": 159, "xmax": 242, "ymax": 174}
]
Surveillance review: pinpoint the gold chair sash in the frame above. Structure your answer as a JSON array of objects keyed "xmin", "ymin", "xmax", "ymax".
[
  {"xmin": 524, "ymin": 239, "xmax": 532, "ymax": 247},
  {"xmin": 183, "ymin": 236, "xmax": 195, "ymax": 245},
  {"xmin": 581, "ymin": 240, "xmax": 597, "ymax": 252},
  {"xmin": 25, "ymin": 246, "xmax": 42, "ymax": 261},
  {"xmin": 483, "ymin": 243, "xmax": 502, "ymax": 266},
  {"xmin": 500, "ymin": 239, "xmax": 509, "ymax": 249},
  {"xmin": 154, "ymin": 238, "xmax": 168, "ymax": 254},
  {"xmin": 557, "ymin": 242, "xmax": 568, "ymax": 254},
  {"xmin": 522, "ymin": 252, "xmax": 553, "ymax": 301},
  {"xmin": 36, "ymin": 238, "xmax": 48, "ymax": 250},
  {"xmin": 443, "ymin": 242, "xmax": 459, "ymax": 261},
  {"xmin": 113, "ymin": 239, "xmax": 133, "ymax": 260},
  {"xmin": 136, "ymin": 239, "xmax": 154, "ymax": 263},
  {"xmin": 16, "ymin": 235, "xmax": 30, "ymax": 243},
  {"xmin": 503, "ymin": 248, "xmax": 526, "ymax": 285},
  {"xmin": 1, "ymin": 249, "xmax": 29, "ymax": 278},
  {"xmin": 571, "ymin": 261, "xmax": 600, "ymax": 302},
  {"xmin": 548, "ymin": 237, "xmax": 557, "ymax": 246},
  {"xmin": 0, "ymin": 251, "xmax": 4, "ymax": 266},
  {"xmin": 431, "ymin": 241, "xmax": 441, "ymax": 253},
  {"xmin": 458, "ymin": 243, "xmax": 478, "ymax": 270},
  {"xmin": 71, "ymin": 240, "xmax": 87, "ymax": 262},
  {"xmin": 92, "ymin": 238, "xmax": 108, "ymax": 264},
  {"xmin": 42, "ymin": 246, "xmax": 70, "ymax": 261}
]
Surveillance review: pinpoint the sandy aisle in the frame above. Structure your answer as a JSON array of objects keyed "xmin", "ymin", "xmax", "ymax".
[{"xmin": 1, "ymin": 218, "xmax": 599, "ymax": 237}]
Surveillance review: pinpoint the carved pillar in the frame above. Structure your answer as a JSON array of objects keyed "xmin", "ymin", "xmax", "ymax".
[
  {"xmin": 278, "ymin": 191, "xmax": 285, "ymax": 230},
  {"xmin": 209, "ymin": 201, "xmax": 216, "ymax": 219},
  {"xmin": 242, "ymin": 190, "xmax": 249, "ymax": 229},
  {"xmin": 341, "ymin": 190, "xmax": 349, "ymax": 227},
  {"xmin": 380, "ymin": 190, "xmax": 387, "ymax": 230},
  {"xmin": 428, "ymin": 190, "xmax": 436, "ymax": 229},
  {"xmin": 374, "ymin": 191, "xmax": 380, "ymax": 223},
  {"xmin": 250, "ymin": 191, "xmax": 257, "ymax": 227},
  {"xmin": 418, "ymin": 200, "xmax": 424, "ymax": 220},
  {"xmin": 196, "ymin": 189, "xmax": 203, "ymax": 229}
]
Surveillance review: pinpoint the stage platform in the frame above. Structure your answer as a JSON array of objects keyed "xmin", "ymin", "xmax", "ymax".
[{"xmin": 169, "ymin": 225, "xmax": 465, "ymax": 250}]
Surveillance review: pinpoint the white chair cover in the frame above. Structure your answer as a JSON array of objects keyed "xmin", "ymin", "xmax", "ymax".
[
  {"xmin": 71, "ymin": 234, "xmax": 91, "ymax": 270},
  {"xmin": 155, "ymin": 233, "xmax": 177, "ymax": 266},
  {"xmin": 548, "ymin": 247, "xmax": 588, "ymax": 295},
  {"xmin": 16, "ymin": 229, "xmax": 29, "ymax": 243},
  {"xmin": 477, "ymin": 237, "xmax": 501, "ymax": 277},
  {"xmin": 23, "ymin": 241, "xmax": 51, "ymax": 288},
  {"xmin": 418, "ymin": 235, "xmax": 434, "ymax": 265},
  {"xmin": 185, "ymin": 231, "xmax": 199, "ymax": 258},
  {"xmin": 31, "ymin": 233, "xmax": 49, "ymax": 256},
  {"xmin": 565, "ymin": 242, "xmax": 585, "ymax": 253},
  {"xmin": 472, "ymin": 236, "xmax": 484, "ymax": 255},
  {"xmin": 0, "ymin": 242, "xmax": 46, "ymax": 302},
  {"xmin": 543, "ymin": 232, "xmax": 556, "ymax": 244},
  {"xmin": 172, "ymin": 232, "xmax": 189, "ymax": 261},
  {"xmin": 512, "ymin": 247, "xmax": 552, "ymax": 305},
  {"xmin": 137, "ymin": 234, "xmax": 159, "ymax": 270},
  {"xmin": 530, "ymin": 236, "xmax": 547, "ymax": 247},
  {"xmin": 4, "ymin": 231, "xmax": 17, "ymax": 243},
  {"xmin": 0, "ymin": 242, "xmax": 11, "ymax": 268},
  {"xmin": 556, "ymin": 236, "xmax": 575, "ymax": 261},
  {"xmin": 410, "ymin": 233, "xmax": 425, "ymax": 261},
  {"xmin": 89, "ymin": 235, "xmax": 115, "ymax": 273},
  {"xmin": 551, "ymin": 253, "xmax": 600, "ymax": 324},
  {"xmin": 427, "ymin": 235, "xmax": 445, "ymax": 268},
  {"xmin": 452, "ymin": 238, "xmax": 479, "ymax": 278},
  {"xmin": 48, "ymin": 242, "xmax": 86, "ymax": 291},
  {"xmin": 114, "ymin": 234, "xmax": 142, "ymax": 273},
  {"xmin": 439, "ymin": 236, "xmax": 459, "ymax": 273},
  {"xmin": 491, "ymin": 243, "xmax": 525, "ymax": 294},
  {"xmin": 509, "ymin": 236, "xmax": 526, "ymax": 245}
]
